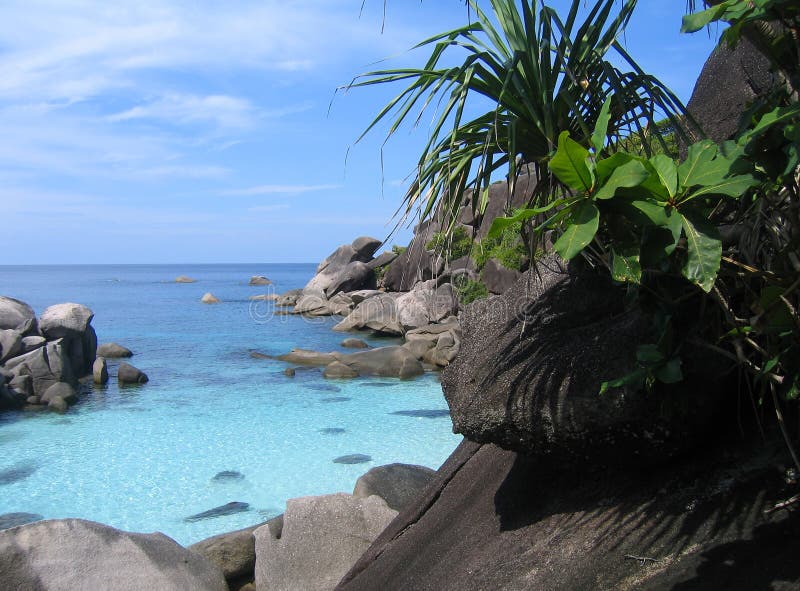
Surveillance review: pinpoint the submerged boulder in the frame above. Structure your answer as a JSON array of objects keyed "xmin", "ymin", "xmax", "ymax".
[
  {"xmin": 254, "ymin": 493, "xmax": 396, "ymax": 591},
  {"xmin": 0, "ymin": 518, "xmax": 227, "ymax": 591}
]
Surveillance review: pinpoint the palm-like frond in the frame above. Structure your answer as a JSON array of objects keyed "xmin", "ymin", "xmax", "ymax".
[{"xmin": 347, "ymin": 0, "xmax": 694, "ymax": 235}]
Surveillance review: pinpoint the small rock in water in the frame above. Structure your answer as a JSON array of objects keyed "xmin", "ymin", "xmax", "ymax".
[
  {"xmin": 118, "ymin": 362, "xmax": 149, "ymax": 385},
  {"xmin": 93, "ymin": 357, "xmax": 108, "ymax": 385},
  {"xmin": 250, "ymin": 351, "xmax": 270, "ymax": 360},
  {"xmin": 201, "ymin": 292, "xmax": 220, "ymax": 304},
  {"xmin": 249, "ymin": 275, "xmax": 272, "ymax": 286},
  {"xmin": 306, "ymin": 384, "xmax": 340, "ymax": 393},
  {"xmin": 341, "ymin": 338, "xmax": 370, "ymax": 349},
  {"xmin": 175, "ymin": 275, "xmax": 197, "ymax": 283},
  {"xmin": 211, "ymin": 470, "xmax": 245, "ymax": 483},
  {"xmin": 96, "ymin": 342, "xmax": 133, "ymax": 358},
  {"xmin": 319, "ymin": 428, "xmax": 346, "ymax": 435},
  {"xmin": 0, "ymin": 462, "xmax": 38, "ymax": 485},
  {"xmin": 0, "ymin": 512, "xmax": 43, "ymax": 530},
  {"xmin": 184, "ymin": 501, "xmax": 251, "ymax": 522},
  {"xmin": 333, "ymin": 454, "xmax": 372, "ymax": 465},
  {"xmin": 284, "ymin": 367, "xmax": 296, "ymax": 377},
  {"xmin": 391, "ymin": 409, "xmax": 450, "ymax": 419},
  {"xmin": 320, "ymin": 397, "xmax": 351, "ymax": 403},
  {"xmin": 364, "ymin": 382, "xmax": 399, "ymax": 388}
]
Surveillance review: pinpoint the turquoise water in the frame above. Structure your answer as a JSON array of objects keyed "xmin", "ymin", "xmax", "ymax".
[{"xmin": 0, "ymin": 265, "xmax": 461, "ymax": 545}]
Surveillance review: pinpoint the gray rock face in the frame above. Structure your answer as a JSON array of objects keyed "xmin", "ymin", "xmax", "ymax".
[
  {"xmin": 366, "ymin": 251, "xmax": 397, "ymax": 270},
  {"xmin": 0, "ymin": 329, "xmax": 22, "ymax": 363},
  {"xmin": 307, "ymin": 239, "xmax": 381, "ymax": 298},
  {"xmin": 482, "ymin": 258, "xmax": 521, "ymax": 295},
  {"xmin": 118, "ymin": 362, "xmax": 148, "ymax": 385},
  {"xmin": 39, "ymin": 303, "xmax": 94, "ymax": 339},
  {"xmin": 4, "ymin": 340, "xmax": 76, "ymax": 396},
  {"xmin": 0, "ymin": 296, "xmax": 37, "ymax": 332},
  {"xmin": 254, "ymin": 493, "xmax": 397, "ymax": 591},
  {"xmin": 333, "ymin": 293, "xmax": 403, "ymax": 335},
  {"xmin": 41, "ymin": 382, "xmax": 77, "ymax": 404},
  {"xmin": 687, "ymin": 35, "xmax": 775, "ymax": 144},
  {"xmin": 93, "ymin": 357, "xmax": 109, "ymax": 384},
  {"xmin": 353, "ymin": 463, "xmax": 436, "ymax": 512},
  {"xmin": 275, "ymin": 349, "xmax": 338, "ymax": 366},
  {"xmin": 20, "ymin": 335, "xmax": 46, "ymax": 354},
  {"xmin": 323, "ymin": 361, "xmax": 359, "ymax": 379},
  {"xmin": 442, "ymin": 258, "xmax": 727, "ymax": 464},
  {"xmin": 326, "ymin": 262, "xmax": 376, "ymax": 297},
  {"xmin": 351, "ymin": 236, "xmax": 382, "ymax": 259},
  {"xmin": 338, "ymin": 347, "xmax": 424, "ymax": 380},
  {"xmin": 294, "ymin": 290, "xmax": 334, "ymax": 316},
  {"xmin": 341, "ymin": 338, "xmax": 370, "ymax": 349},
  {"xmin": 96, "ymin": 342, "xmax": 133, "ymax": 358},
  {"xmin": 0, "ymin": 518, "xmax": 227, "ymax": 591},
  {"xmin": 0, "ymin": 383, "xmax": 24, "ymax": 411},
  {"xmin": 249, "ymin": 275, "xmax": 271, "ymax": 285},
  {"xmin": 47, "ymin": 396, "xmax": 69, "ymax": 413},
  {"xmin": 275, "ymin": 289, "xmax": 304, "ymax": 307}
]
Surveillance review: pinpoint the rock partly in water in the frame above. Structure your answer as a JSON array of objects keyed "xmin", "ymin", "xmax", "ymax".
[
  {"xmin": 117, "ymin": 362, "xmax": 149, "ymax": 385},
  {"xmin": 391, "ymin": 409, "xmax": 450, "ymax": 419},
  {"xmin": 47, "ymin": 396, "xmax": 69, "ymax": 413},
  {"xmin": 284, "ymin": 368, "xmax": 296, "ymax": 378},
  {"xmin": 334, "ymin": 454, "xmax": 372, "ymax": 465},
  {"xmin": 96, "ymin": 342, "xmax": 133, "ymax": 358},
  {"xmin": 38, "ymin": 303, "xmax": 97, "ymax": 378},
  {"xmin": 249, "ymin": 275, "xmax": 271, "ymax": 286},
  {"xmin": 4, "ymin": 340, "xmax": 76, "ymax": 396},
  {"xmin": 341, "ymin": 338, "xmax": 370, "ymax": 349},
  {"xmin": 0, "ymin": 512, "xmax": 42, "ymax": 530},
  {"xmin": 323, "ymin": 361, "xmax": 359, "ymax": 380},
  {"xmin": 201, "ymin": 292, "xmax": 221, "ymax": 304},
  {"xmin": 353, "ymin": 463, "xmax": 437, "ymax": 512},
  {"xmin": 254, "ymin": 493, "xmax": 397, "ymax": 591},
  {"xmin": 275, "ymin": 349, "xmax": 338, "ymax": 366},
  {"xmin": 0, "ymin": 518, "xmax": 227, "ymax": 591},
  {"xmin": 93, "ymin": 357, "xmax": 109, "ymax": 385},
  {"xmin": 185, "ymin": 502, "xmax": 251, "ymax": 522},
  {"xmin": 41, "ymin": 382, "xmax": 77, "ymax": 404},
  {"xmin": 175, "ymin": 275, "xmax": 197, "ymax": 283},
  {"xmin": 275, "ymin": 289, "xmax": 303, "ymax": 307},
  {"xmin": 339, "ymin": 347, "xmax": 424, "ymax": 380}
]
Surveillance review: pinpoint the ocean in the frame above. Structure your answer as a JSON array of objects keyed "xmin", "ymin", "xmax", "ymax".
[{"xmin": 0, "ymin": 264, "xmax": 461, "ymax": 545}]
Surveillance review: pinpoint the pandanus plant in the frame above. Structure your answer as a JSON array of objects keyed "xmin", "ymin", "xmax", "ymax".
[{"xmin": 347, "ymin": 0, "xmax": 693, "ymax": 237}]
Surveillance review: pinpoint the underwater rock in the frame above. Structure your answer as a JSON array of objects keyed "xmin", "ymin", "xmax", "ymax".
[
  {"xmin": 185, "ymin": 502, "xmax": 251, "ymax": 522},
  {"xmin": 0, "ymin": 462, "xmax": 38, "ymax": 485},
  {"xmin": 0, "ymin": 512, "xmax": 42, "ymax": 530},
  {"xmin": 391, "ymin": 409, "xmax": 450, "ymax": 419},
  {"xmin": 320, "ymin": 428, "xmax": 346, "ymax": 435},
  {"xmin": 334, "ymin": 454, "xmax": 372, "ymax": 465},
  {"xmin": 212, "ymin": 471, "xmax": 245, "ymax": 483}
]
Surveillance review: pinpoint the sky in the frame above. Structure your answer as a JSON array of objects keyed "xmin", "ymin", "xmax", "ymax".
[{"xmin": 0, "ymin": 1, "xmax": 720, "ymax": 264}]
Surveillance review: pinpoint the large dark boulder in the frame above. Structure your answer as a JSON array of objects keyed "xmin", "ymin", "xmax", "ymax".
[
  {"xmin": 687, "ymin": 35, "xmax": 775, "ymax": 143},
  {"xmin": 4, "ymin": 340, "xmax": 76, "ymax": 396},
  {"xmin": 441, "ymin": 257, "xmax": 726, "ymax": 465},
  {"xmin": 0, "ymin": 518, "xmax": 227, "ymax": 590},
  {"xmin": 307, "ymin": 238, "xmax": 382, "ymax": 297},
  {"xmin": 118, "ymin": 362, "xmax": 148, "ymax": 385},
  {"xmin": 338, "ymin": 439, "xmax": 800, "ymax": 591},
  {"xmin": 38, "ymin": 303, "xmax": 97, "ymax": 377},
  {"xmin": 353, "ymin": 463, "xmax": 437, "ymax": 512}
]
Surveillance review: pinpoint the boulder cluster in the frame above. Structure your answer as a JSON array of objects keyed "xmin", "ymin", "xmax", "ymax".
[{"xmin": 0, "ymin": 296, "xmax": 145, "ymax": 414}]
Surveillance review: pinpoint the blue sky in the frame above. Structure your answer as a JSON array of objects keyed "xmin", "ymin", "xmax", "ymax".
[{"xmin": 1, "ymin": 1, "xmax": 719, "ymax": 264}]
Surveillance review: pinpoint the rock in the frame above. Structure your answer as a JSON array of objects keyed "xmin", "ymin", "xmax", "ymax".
[
  {"xmin": 0, "ymin": 518, "xmax": 227, "ymax": 590},
  {"xmin": 4, "ymin": 340, "xmax": 76, "ymax": 396},
  {"xmin": 390, "ymin": 409, "xmax": 450, "ymax": 418},
  {"xmin": 0, "ymin": 512, "xmax": 42, "ymax": 530},
  {"xmin": 338, "ymin": 347, "xmax": 424, "ymax": 379},
  {"xmin": 39, "ymin": 303, "xmax": 94, "ymax": 339},
  {"xmin": 93, "ymin": 357, "xmax": 109, "ymax": 384},
  {"xmin": 366, "ymin": 251, "xmax": 398, "ymax": 270},
  {"xmin": 9, "ymin": 374, "xmax": 33, "ymax": 398},
  {"xmin": 249, "ymin": 275, "xmax": 271, "ymax": 285},
  {"xmin": 0, "ymin": 296, "xmax": 37, "ymax": 332},
  {"xmin": 333, "ymin": 293, "xmax": 403, "ymax": 335},
  {"xmin": 0, "ymin": 383, "xmax": 23, "ymax": 411},
  {"xmin": 687, "ymin": 35, "xmax": 775, "ymax": 144},
  {"xmin": 442, "ymin": 258, "xmax": 727, "ymax": 465},
  {"xmin": 341, "ymin": 338, "xmax": 370, "ymax": 349},
  {"xmin": 334, "ymin": 454, "xmax": 372, "ymax": 465},
  {"xmin": 482, "ymin": 258, "xmax": 521, "ymax": 295},
  {"xmin": 396, "ymin": 281, "xmax": 458, "ymax": 329},
  {"xmin": 118, "ymin": 362, "xmax": 148, "ymax": 385},
  {"xmin": 19, "ymin": 335, "xmax": 46, "ymax": 354},
  {"xmin": 47, "ymin": 396, "xmax": 69, "ymax": 413},
  {"xmin": 26, "ymin": 396, "xmax": 40, "ymax": 405},
  {"xmin": 201, "ymin": 292, "xmax": 220, "ymax": 304},
  {"xmin": 275, "ymin": 349, "xmax": 338, "ymax": 366},
  {"xmin": 353, "ymin": 463, "xmax": 437, "ymax": 512},
  {"xmin": 254, "ymin": 493, "xmax": 397, "ymax": 591},
  {"xmin": 349, "ymin": 290, "xmax": 382, "ymax": 305},
  {"xmin": 327, "ymin": 262, "xmax": 376, "ymax": 297},
  {"xmin": 175, "ymin": 275, "xmax": 197, "ymax": 283},
  {"xmin": 96, "ymin": 342, "xmax": 133, "ymax": 358},
  {"xmin": 351, "ymin": 236, "xmax": 382, "ymax": 258},
  {"xmin": 294, "ymin": 291, "xmax": 334, "ymax": 316},
  {"xmin": 212, "ymin": 470, "xmax": 245, "ymax": 483},
  {"xmin": 41, "ymin": 381, "xmax": 77, "ymax": 404},
  {"xmin": 338, "ymin": 439, "xmax": 800, "ymax": 591},
  {"xmin": 320, "ymin": 427, "xmax": 346, "ymax": 435},
  {"xmin": 0, "ymin": 462, "xmax": 38, "ymax": 485},
  {"xmin": 284, "ymin": 368, "xmax": 296, "ymax": 377},
  {"xmin": 328, "ymin": 293, "xmax": 356, "ymax": 316},
  {"xmin": 189, "ymin": 516, "xmax": 281, "ymax": 586},
  {"xmin": 0, "ymin": 329, "xmax": 22, "ymax": 363},
  {"xmin": 323, "ymin": 361, "xmax": 359, "ymax": 379},
  {"xmin": 249, "ymin": 294, "xmax": 278, "ymax": 301},
  {"xmin": 275, "ymin": 289, "xmax": 303, "ymax": 307},
  {"xmin": 185, "ymin": 502, "xmax": 251, "ymax": 522}
]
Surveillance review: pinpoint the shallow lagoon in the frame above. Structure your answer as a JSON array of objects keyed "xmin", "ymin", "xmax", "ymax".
[{"xmin": 0, "ymin": 264, "xmax": 461, "ymax": 545}]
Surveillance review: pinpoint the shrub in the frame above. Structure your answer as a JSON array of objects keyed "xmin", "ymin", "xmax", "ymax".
[
  {"xmin": 474, "ymin": 221, "xmax": 528, "ymax": 271},
  {"xmin": 391, "ymin": 244, "xmax": 407, "ymax": 256},
  {"xmin": 425, "ymin": 226, "xmax": 473, "ymax": 261},
  {"xmin": 455, "ymin": 278, "xmax": 489, "ymax": 305}
]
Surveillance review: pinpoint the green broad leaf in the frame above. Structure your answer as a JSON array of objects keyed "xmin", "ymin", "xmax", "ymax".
[
  {"xmin": 683, "ymin": 173, "xmax": 758, "ymax": 201},
  {"xmin": 680, "ymin": 214, "xmax": 722, "ymax": 293},
  {"xmin": 637, "ymin": 343, "xmax": 664, "ymax": 365},
  {"xmin": 655, "ymin": 357, "xmax": 683, "ymax": 384},
  {"xmin": 594, "ymin": 160, "xmax": 649, "ymax": 200},
  {"xmin": 680, "ymin": 4, "xmax": 729, "ymax": 33},
  {"xmin": 678, "ymin": 140, "xmax": 718, "ymax": 189},
  {"xmin": 628, "ymin": 201, "xmax": 682, "ymax": 253},
  {"xmin": 596, "ymin": 152, "xmax": 636, "ymax": 184},
  {"xmin": 740, "ymin": 104, "xmax": 800, "ymax": 143},
  {"xmin": 553, "ymin": 201, "xmax": 599, "ymax": 260},
  {"xmin": 599, "ymin": 367, "xmax": 647, "ymax": 395},
  {"xmin": 486, "ymin": 201, "xmax": 563, "ymax": 239},
  {"xmin": 549, "ymin": 131, "xmax": 593, "ymax": 192},
  {"xmin": 592, "ymin": 96, "xmax": 613, "ymax": 153},
  {"xmin": 611, "ymin": 245, "xmax": 641, "ymax": 284},
  {"xmin": 649, "ymin": 154, "xmax": 678, "ymax": 198}
]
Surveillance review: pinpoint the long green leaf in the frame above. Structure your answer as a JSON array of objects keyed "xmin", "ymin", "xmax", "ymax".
[
  {"xmin": 681, "ymin": 214, "xmax": 722, "ymax": 293},
  {"xmin": 594, "ymin": 159, "xmax": 649, "ymax": 200},
  {"xmin": 678, "ymin": 140, "xmax": 717, "ymax": 188},
  {"xmin": 553, "ymin": 200, "xmax": 600, "ymax": 259},
  {"xmin": 592, "ymin": 96, "xmax": 613, "ymax": 153},
  {"xmin": 649, "ymin": 154, "xmax": 678, "ymax": 198},
  {"xmin": 683, "ymin": 173, "xmax": 758, "ymax": 201},
  {"xmin": 611, "ymin": 244, "xmax": 642, "ymax": 284}
]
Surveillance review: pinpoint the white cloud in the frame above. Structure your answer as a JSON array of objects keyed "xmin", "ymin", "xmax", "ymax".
[
  {"xmin": 222, "ymin": 184, "xmax": 341, "ymax": 196},
  {"xmin": 108, "ymin": 94, "xmax": 256, "ymax": 130}
]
